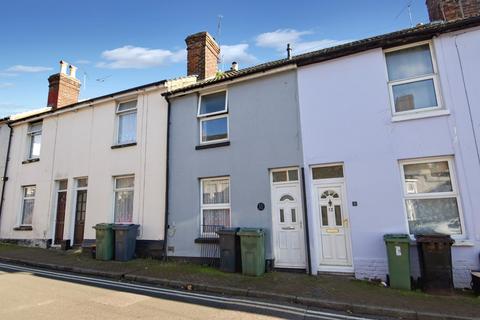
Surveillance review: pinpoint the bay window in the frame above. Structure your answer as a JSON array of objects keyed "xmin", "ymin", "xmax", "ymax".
[
  {"xmin": 385, "ymin": 42, "xmax": 442, "ymax": 115},
  {"xmin": 400, "ymin": 158, "xmax": 463, "ymax": 236},
  {"xmin": 198, "ymin": 91, "xmax": 228, "ymax": 144},
  {"xmin": 200, "ymin": 177, "xmax": 230, "ymax": 235},
  {"xmin": 114, "ymin": 175, "xmax": 134, "ymax": 223}
]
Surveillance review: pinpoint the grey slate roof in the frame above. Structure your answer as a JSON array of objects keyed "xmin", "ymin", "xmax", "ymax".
[{"xmin": 166, "ymin": 15, "xmax": 480, "ymax": 96}]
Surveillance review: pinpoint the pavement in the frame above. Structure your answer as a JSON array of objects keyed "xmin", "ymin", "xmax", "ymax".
[
  {"xmin": 0, "ymin": 244, "xmax": 479, "ymax": 320},
  {"xmin": 0, "ymin": 262, "xmax": 378, "ymax": 320}
]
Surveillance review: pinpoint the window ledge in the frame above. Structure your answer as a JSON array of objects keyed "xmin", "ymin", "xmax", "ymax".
[
  {"xmin": 391, "ymin": 109, "xmax": 450, "ymax": 122},
  {"xmin": 452, "ymin": 240, "xmax": 475, "ymax": 247},
  {"xmin": 22, "ymin": 158, "xmax": 40, "ymax": 164},
  {"xmin": 408, "ymin": 238, "xmax": 473, "ymax": 247},
  {"xmin": 13, "ymin": 225, "xmax": 33, "ymax": 231},
  {"xmin": 111, "ymin": 142, "xmax": 137, "ymax": 149},
  {"xmin": 194, "ymin": 237, "xmax": 219, "ymax": 244},
  {"xmin": 195, "ymin": 141, "xmax": 230, "ymax": 150}
]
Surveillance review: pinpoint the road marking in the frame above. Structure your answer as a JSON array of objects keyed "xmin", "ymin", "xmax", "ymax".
[{"xmin": 0, "ymin": 262, "xmax": 373, "ymax": 320}]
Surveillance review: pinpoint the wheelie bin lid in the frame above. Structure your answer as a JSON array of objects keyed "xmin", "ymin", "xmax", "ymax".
[
  {"xmin": 237, "ymin": 228, "xmax": 264, "ymax": 236},
  {"xmin": 93, "ymin": 223, "xmax": 113, "ymax": 230},
  {"xmin": 383, "ymin": 234, "xmax": 410, "ymax": 242},
  {"xmin": 415, "ymin": 234, "xmax": 455, "ymax": 244},
  {"xmin": 112, "ymin": 223, "xmax": 140, "ymax": 230},
  {"xmin": 216, "ymin": 227, "xmax": 240, "ymax": 235}
]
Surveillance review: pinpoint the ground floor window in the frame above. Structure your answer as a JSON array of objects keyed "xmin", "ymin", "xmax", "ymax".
[
  {"xmin": 200, "ymin": 177, "xmax": 230, "ymax": 234},
  {"xmin": 400, "ymin": 157, "xmax": 463, "ymax": 235},
  {"xmin": 21, "ymin": 186, "xmax": 36, "ymax": 225},
  {"xmin": 114, "ymin": 175, "xmax": 134, "ymax": 223}
]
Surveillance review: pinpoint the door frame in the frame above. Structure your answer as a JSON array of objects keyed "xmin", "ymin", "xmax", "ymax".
[
  {"xmin": 50, "ymin": 180, "xmax": 68, "ymax": 247},
  {"xmin": 310, "ymin": 164, "xmax": 354, "ymax": 273},
  {"xmin": 69, "ymin": 177, "xmax": 88, "ymax": 245},
  {"xmin": 270, "ymin": 166, "xmax": 307, "ymax": 269}
]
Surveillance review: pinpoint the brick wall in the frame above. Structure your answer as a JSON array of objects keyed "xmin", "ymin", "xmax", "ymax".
[
  {"xmin": 47, "ymin": 73, "xmax": 81, "ymax": 109},
  {"xmin": 185, "ymin": 32, "xmax": 220, "ymax": 80},
  {"xmin": 426, "ymin": 0, "xmax": 480, "ymax": 21}
]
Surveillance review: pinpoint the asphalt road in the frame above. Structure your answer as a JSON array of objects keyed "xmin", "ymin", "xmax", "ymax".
[{"xmin": 0, "ymin": 262, "xmax": 376, "ymax": 320}]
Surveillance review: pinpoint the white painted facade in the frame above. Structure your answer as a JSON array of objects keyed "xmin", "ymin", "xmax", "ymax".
[
  {"xmin": 0, "ymin": 77, "xmax": 195, "ymax": 249},
  {"xmin": 297, "ymin": 26, "xmax": 480, "ymax": 288}
]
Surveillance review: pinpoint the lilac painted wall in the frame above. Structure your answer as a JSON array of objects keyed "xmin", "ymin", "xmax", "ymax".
[{"xmin": 297, "ymin": 27, "xmax": 480, "ymax": 287}]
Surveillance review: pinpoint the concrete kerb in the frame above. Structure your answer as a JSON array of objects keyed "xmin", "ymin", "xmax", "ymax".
[{"xmin": 0, "ymin": 257, "xmax": 477, "ymax": 320}]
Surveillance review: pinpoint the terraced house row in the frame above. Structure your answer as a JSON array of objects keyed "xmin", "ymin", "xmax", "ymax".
[{"xmin": 1, "ymin": 0, "xmax": 479, "ymax": 288}]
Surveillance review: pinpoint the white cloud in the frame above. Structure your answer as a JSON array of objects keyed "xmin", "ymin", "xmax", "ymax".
[
  {"xmin": 293, "ymin": 39, "xmax": 352, "ymax": 54},
  {"xmin": 256, "ymin": 29, "xmax": 312, "ymax": 50},
  {"xmin": 220, "ymin": 44, "xmax": 257, "ymax": 66},
  {"xmin": 0, "ymin": 103, "xmax": 31, "ymax": 117},
  {"xmin": 0, "ymin": 82, "xmax": 13, "ymax": 89},
  {"xmin": 256, "ymin": 28, "xmax": 352, "ymax": 55},
  {"xmin": 5, "ymin": 65, "xmax": 52, "ymax": 73},
  {"xmin": 75, "ymin": 59, "xmax": 91, "ymax": 65},
  {"xmin": 0, "ymin": 72, "xmax": 18, "ymax": 77},
  {"xmin": 97, "ymin": 45, "xmax": 186, "ymax": 69}
]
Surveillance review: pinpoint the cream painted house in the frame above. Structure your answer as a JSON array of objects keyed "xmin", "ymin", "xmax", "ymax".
[{"xmin": 0, "ymin": 61, "xmax": 195, "ymax": 256}]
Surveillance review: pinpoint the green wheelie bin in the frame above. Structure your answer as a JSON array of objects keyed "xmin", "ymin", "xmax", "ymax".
[
  {"xmin": 238, "ymin": 228, "xmax": 265, "ymax": 276},
  {"xmin": 93, "ymin": 223, "xmax": 114, "ymax": 260},
  {"xmin": 384, "ymin": 234, "xmax": 411, "ymax": 290}
]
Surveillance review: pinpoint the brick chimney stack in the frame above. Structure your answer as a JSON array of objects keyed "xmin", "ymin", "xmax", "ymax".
[
  {"xmin": 47, "ymin": 60, "xmax": 81, "ymax": 109},
  {"xmin": 185, "ymin": 32, "xmax": 220, "ymax": 80},
  {"xmin": 426, "ymin": 0, "xmax": 480, "ymax": 22}
]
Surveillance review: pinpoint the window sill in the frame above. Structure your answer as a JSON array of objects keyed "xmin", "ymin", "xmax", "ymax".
[
  {"xmin": 195, "ymin": 141, "xmax": 230, "ymax": 150},
  {"xmin": 194, "ymin": 237, "xmax": 219, "ymax": 244},
  {"xmin": 22, "ymin": 158, "xmax": 40, "ymax": 164},
  {"xmin": 13, "ymin": 225, "xmax": 33, "ymax": 231},
  {"xmin": 111, "ymin": 142, "xmax": 137, "ymax": 149},
  {"xmin": 408, "ymin": 238, "xmax": 473, "ymax": 247},
  {"xmin": 391, "ymin": 109, "xmax": 450, "ymax": 122}
]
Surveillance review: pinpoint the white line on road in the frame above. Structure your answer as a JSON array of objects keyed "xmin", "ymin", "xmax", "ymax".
[{"xmin": 0, "ymin": 262, "xmax": 373, "ymax": 320}]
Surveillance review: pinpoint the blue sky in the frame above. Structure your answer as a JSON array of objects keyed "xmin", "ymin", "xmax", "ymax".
[{"xmin": 0, "ymin": 0, "xmax": 429, "ymax": 117}]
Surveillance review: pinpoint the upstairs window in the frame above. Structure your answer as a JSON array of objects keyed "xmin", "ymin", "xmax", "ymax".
[
  {"xmin": 198, "ymin": 91, "xmax": 228, "ymax": 144},
  {"xmin": 27, "ymin": 122, "xmax": 42, "ymax": 159},
  {"xmin": 21, "ymin": 186, "xmax": 36, "ymax": 225},
  {"xmin": 385, "ymin": 43, "xmax": 441, "ymax": 115},
  {"xmin": 116, "ymin": 100, "xmax": 137, "ymax": 145}
]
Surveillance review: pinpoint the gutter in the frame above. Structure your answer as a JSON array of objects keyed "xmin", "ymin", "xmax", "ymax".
[
  {"xmin": 162, "ymin": 96, "xmax": 171, "ymax": 261},
  {"xmin": 301, "ymin": 168, "xmax": 312, "ymax": 275},
  {"xmin": 0, "ymin": 122, "xmax": 13, "ymax": 227}
]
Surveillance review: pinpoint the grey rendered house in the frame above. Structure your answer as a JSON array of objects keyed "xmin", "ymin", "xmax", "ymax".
[{"xmin": 164, "ymin": 32, "xmax": 308, "ymax": 269}]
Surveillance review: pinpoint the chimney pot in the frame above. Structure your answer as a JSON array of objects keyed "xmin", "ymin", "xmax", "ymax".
[
  {"xmin": 230, "ymin": 61, "xmax": 238, "ymax": 71},
  {"xmin": 69, "ymin": 65, "xmax": 78, "ymax": 79},
  {"xmin": 185, "ymin": 32, "xmax": 220, "ymax": 80},
  {"xmin": 59, "ymin": 60, "xmax": 68, "ymax": 74}
]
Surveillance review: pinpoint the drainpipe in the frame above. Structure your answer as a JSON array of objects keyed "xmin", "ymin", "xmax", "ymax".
[
  {"xmin": 0, "ymin": 121, "xmax": 13, "ymax": 228},
  {"xmin": 301, "ymin": 167, "xmax": 313, "ymax": 275},
  {"xmin": 162, "ymin": 96, "xmax": 171, "ymax": 261}
]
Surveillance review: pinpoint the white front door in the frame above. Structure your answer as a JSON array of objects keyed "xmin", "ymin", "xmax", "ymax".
[
  {"xmin": 271, "ymin": 169, "xmax": 306, "ymax": 269},
  {"xmin": 315, "ymin": 184, "xmax": 352, "ymax": 269}
]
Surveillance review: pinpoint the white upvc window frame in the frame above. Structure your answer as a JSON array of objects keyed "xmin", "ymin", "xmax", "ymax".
[
  {"xmin": 271, "ymin": 167, "xmax": 300, "ymax": 184},
  {"xmin": 197, "ymin": 90, "xmax": 229, "ymax": 144},
  {"xmin": 113, "ymin": 175, "xmax": 135, "ymax": 224},
  {"xmin": 384, "ymin": 41, "xmax": 444, "ymax": 119},
  {"xmin": 115, "ymin": 99, "xmax": 137, "ymax": 145},
  {"xmin": 200, "ymin": 176, "xmax": 231, "ymax": 236},
  {"xmin": 26, "ymin": 121, "xmax": 42, "ymax": 160},
  {"xmin": 20, "ymin": 185, "xmax": 36, "ymax": 226},
  {"xmin": 399, "ymin": 156, "xmax": 465, "ymax": 239}
]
